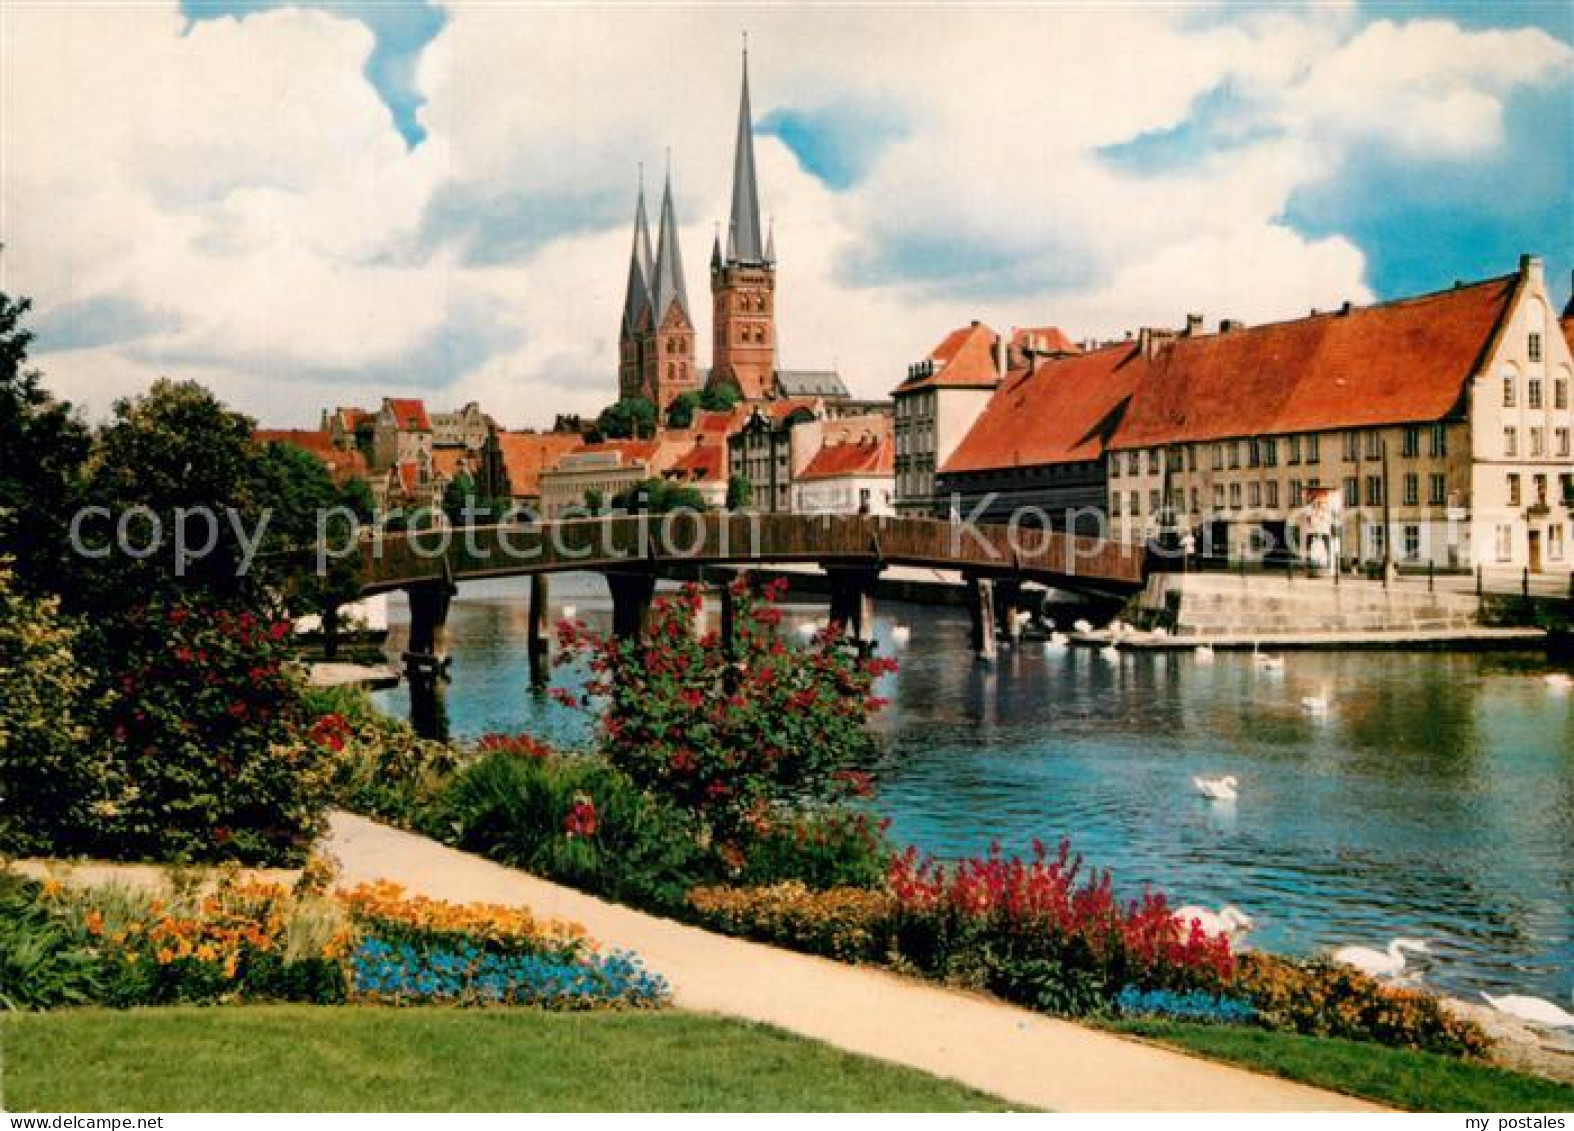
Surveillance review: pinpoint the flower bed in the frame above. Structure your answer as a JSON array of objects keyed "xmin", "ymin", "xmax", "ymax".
[{"xmin": 2, "ymin": 871, "xmax": 668, "ymax": 1012}]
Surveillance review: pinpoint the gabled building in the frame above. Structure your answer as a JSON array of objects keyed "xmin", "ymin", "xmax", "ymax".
[
  {"xmin": 792, "ymin": 430, "xmax": 895, "ymax": 516},
  {"xmin": 893, "ymin": 322, "xmax": 1006, "ymax": 516},
  {"xmin": 369, "ymin": 397, "xmax": 433, "ymax": 478},
  {"xmin": 726, "ymin": 398, "xmax": 822, "ymax": 512},
  {"xmin": 430, "ymin": 402, "xmax": 490, "ymax": 451}
]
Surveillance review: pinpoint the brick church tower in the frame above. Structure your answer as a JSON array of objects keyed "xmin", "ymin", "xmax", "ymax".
[
  {"xmin": 617, "ymin": 167, "xmax": 698, "ymax": 414},
  {"xmin": 707, "ymin": 47, "xmax": 777, "ymax": 403}
]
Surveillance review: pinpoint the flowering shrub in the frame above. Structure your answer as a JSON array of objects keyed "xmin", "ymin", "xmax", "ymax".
[
  {"xmin": 306, "ymin": 686, "xmax": 464, "ymax": 828},
  {"xmin": 886, "ymin": 841, "xmax": 1234, "ymax": 1016},
  {"xmin": 338, "ymin": 881, "xmax": 586, "ymax": 962},
  {"xmin": 85, "ymin": 598, "xmax": 330, "ymax": 865},
  {"xmin": 687, "ymin": 882, "xmax": 895, "ymax": 961},
  {"xmin": 552, "ymin": 577, "xmax": 897, "ymax": 846},
  {"xmin": 1230, "ymin": 951, "xmax": 1490, "ymax": 1057},
  {"xmin": 732, "ymin": 808, "xmax": 893, "ymax": 891},
  {"xmin": 1114, "ymin": 985, "xmax": 1259, "ymax": 1025},
  {"xmin": 349, "ymin": 938, "xmax": 668, "ymax": 1009}
]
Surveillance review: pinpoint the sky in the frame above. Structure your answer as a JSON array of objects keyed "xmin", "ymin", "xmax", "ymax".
[{"xmin": 3, "ymin": 1, "xmax": 1571, "ymax": 430}]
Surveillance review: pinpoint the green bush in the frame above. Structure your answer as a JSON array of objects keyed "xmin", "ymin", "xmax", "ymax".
[
  {"xmin": 733, "ymin": 808, "xmax": 893, "ymax": 891},
  {"xmin": 304, "ymin": 686, "xmax": 463, "ymax": 826},
  {"xmin": 430, "ymin": 747, "xmax": 711, "ymax": 913},
  {"xmin": 0, "ymin": 875, "xmax": 102, "ymax": 1010}
]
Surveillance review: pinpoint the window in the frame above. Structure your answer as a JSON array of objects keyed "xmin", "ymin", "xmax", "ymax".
[
  {"xmin": 1229, "ymin": 483, "xmax": 1242, "ymax": 509},
  {"xmin": 1248, "ymin": 482, "xmax": 1261, "ymax": 508},
  {"xmin": 1503, "ymin": 375, "xmax": 1517, "ymax": 408},
  {"xmin": 1344, "ymin": 431, "xmax": 1360, "ymax": 461},
  {"xmin": 1128, "ymin": 451, "xmax": 1140, "ymax": 475},
  {"xmin": 1130, "ymin": 491, "xmax": 1141, "ymax": 516},
  {"xmin": 1212, "ymin": 443, "xmax": 1224, "ymax": 471},
  {"xmin": 1112, "ymin": 492, "xmax": 1123, "ymax": 516},
  {"xmin": 1528, "ymin": 378, "xmax": 1545, "ymax": 410},
  {"xmin": 1187, "ymin": 445, "xmax": 1197, "ymax": 472},
  {"xmin": 1109, "ymin": 453, "xmax": 1120, "ymax": 478},
  {"xmin": 1306, "ymin": 434, "xmax": 1320, "ymax": 462},
  {"xmin": 1504, "ymin": 427, "xmax": 1518, "ymax": 458},
  {"xmin": 1495, "ymin": 524, "xmax": 1513, "ymax": 562},
  {"xmin": 1556, "ymin": 379, "xmax": 1568, "ymax": 410},
  {"xmin": 1558, "ymin": 428, "xmax": 1570, "ymax": 458},
  {"xmin": 1535, "ymin": 474, "xmax": 1549, "ymax": 506},
  {"xmin": 1148, "ymin": 450, "xmax": 1160, "ymax": 474},
  {"xmin": 1248, "ymin": 439, "xmax": 1261, "ymax": 468},
  {"xmin": 1367, "ymin": 524, "xmax": 1386, "ymax": 560},
  {"xmin": 1288, "ymin": 435, "xmax": 1302, "ymax": 464},
  {"xmin": 1365, "ymin": 432, "xmax": 1383, "ymax": 460},
  {"xmin": 1290, "ymin": 479, "xmax": 1303, "ymax": 507},
  {"xmin": 1550, "ymin": 525, "xmax": 1565, "ymax": 561},
  {"xmin": 1403, "ymin": 524, "xmax": 1421, "ymax": 562},
  {"xmin": 1190, "ymin": 487, "xmax": 1200, "ymax": 513},
  {"xmin": 1266, "ymin": 481, "xmax": 1279, "ymax": 508},
  {"xmin": 1508, "ymin": 473, "xmax": 1521, "ymax": 507},
  {"xmin": 1366, "ymin": 475, "xmax": 1383, "ymax": 506},
  {"xmin": 1149, "ymin": 489, "xmax": 1161, "ymax": 513},
  {"xmin": 1403, "ymin": 473, "xmax": 1419, "ymax": 506},
  {"xmin": 1402, "ymin": 426, "xmax": 1420, "ymax": 457},
  {"xmin": 1529, "ymin": 332, "xmax": 1542, "ymax": 362},
  {"xmin": 1531, "ymin": 428, "xmax": 1545, "ymax": 458},
  {"xmin": 1264, "ymin": 438, "xmax": 1278, "ymax": 467},
  {"xmin": 1429, "ymin": 473, "xmax": 1447, "ymax": 506},
  {"xmin": 1429, "ymin": 424, "xmax": 1446, "ymax": 458},
  {"xmin": 1229, "ymin": 442, "xmax": 1241, "ymax": 469},
  {"xmin": 1344, "ymin": 477, "xmax": 1359, "ymax": 508},
  {"xmin": 1213, "ymin": 483, "xmax": 1225, "ymax": 510}
]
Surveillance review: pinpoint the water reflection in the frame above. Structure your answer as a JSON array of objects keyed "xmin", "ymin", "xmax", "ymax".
[{"xmin": 373, "ymin": 574, "xmax": 1574, "ymax": 1000}]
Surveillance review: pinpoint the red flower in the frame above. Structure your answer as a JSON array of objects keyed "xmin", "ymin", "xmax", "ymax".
[{"xmin": 562, "ymin": 793, "xmax": 599, "ymax": 838}]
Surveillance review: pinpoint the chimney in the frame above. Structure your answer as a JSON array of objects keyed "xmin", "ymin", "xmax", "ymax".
[
  {"xmin": 1218, "ymin": 318, "xmax": 1245, "ymax": 333},
  {"xmin": 1185, "ymin": 312, "xmax": 1204, "ymax": 336},
  {"xmin": 1339, "ymin": 300, "xmax": 1353, "ymax": 316},
  {"xmin": 996, "ymin": 330, "xmax": 1008, "ymax": 378},
  {"xmin": 1519, "ymin": 253, "xmax": 1544, "ymax": 286}
]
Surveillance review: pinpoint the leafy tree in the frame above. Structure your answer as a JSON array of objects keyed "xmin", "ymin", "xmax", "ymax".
[
  {"xmin": 664, "ymin": 391, "xmax": 700, "ymax": 429},
  {"xmin": 611, "ymin": 478, "xmax": 707, "ymax": 514},
  {"xmin": 583, "ymin": 489, "xmax": 605, "ymax": 515},
  {"xmin": 699, "ymin": 384, "xmax": 740, "ymax": 413},
  {"xmin": 726, "ymin": 474, "xmax": 754, "ymax": 510},
  {"xmin": 0, "ymin": 290, "xmax": 90, "ymax": 596},
  {"xmin": 595, "ymin": 397, "xmax": 656, "ymax": 441}
]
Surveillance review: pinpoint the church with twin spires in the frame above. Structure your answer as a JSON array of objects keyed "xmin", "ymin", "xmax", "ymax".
[{"xmin": 617, "ymin": 46, "xmax": 848, "ymax": 413}]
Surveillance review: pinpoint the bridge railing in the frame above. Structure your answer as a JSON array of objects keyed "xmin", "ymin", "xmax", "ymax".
[{"xmin": 358, "ymin": 514, "xmax": 1147, "ymax": 592}]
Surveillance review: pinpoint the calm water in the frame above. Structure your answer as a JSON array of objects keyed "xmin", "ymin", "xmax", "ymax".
[{"xmin": 373, "ymin": 575, "xmax": 1574, "ymax": 1001}]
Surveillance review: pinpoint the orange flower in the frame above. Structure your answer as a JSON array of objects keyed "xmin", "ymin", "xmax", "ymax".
[{"xmin": 84, "ymin": 910, "xmax": 104, "ymax": 936}]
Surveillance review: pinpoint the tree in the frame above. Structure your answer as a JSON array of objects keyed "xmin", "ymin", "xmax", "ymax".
[
  {"xmin": 726, "ymin": 474, "xmax": 753, "ymax": 510},
  {"xmin": 595, "ymin": 397, "xmax": 656, "ymax": 441},
  {"xmin": 664, "ymin": 391, "xmax": 700, "ymax": 429},
  {"xmin": 611, "ymin": 478, "xmax": 707, "ymax": 514},
  {"xmin": 0, "ymin": 290, "xmax": 91, "ymax": 596},
  {"xmin": 699, "ymin": 384, "xmax": 740, "ymax": 413},
  {"xmin": 583, "ymin": 489, "xmax": 605, "ymax": 515}
]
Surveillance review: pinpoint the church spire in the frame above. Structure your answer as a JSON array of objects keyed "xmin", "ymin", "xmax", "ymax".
[
  {"xmin": 727, "ymin": 38, "xmax": 764, "ymax": 265},
  {"xmin": 620, "ymin": 171, "xmax": 653, "ymax": 335},
  {"xmin": 651, "ymin": 165, "xmax": 690, "ymax": 324}
]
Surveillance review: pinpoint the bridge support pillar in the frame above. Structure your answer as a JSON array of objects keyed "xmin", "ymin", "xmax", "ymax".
[
  {"xmin": 605, "ymin": 569, "xmax": 657, "ymax": 641},
  {"xmin": 826, "ymin": 565, "xmax": 881, "ymax": 650},
  {"xmin": 403, "ymin": 578, "xmax": 454, "ymax": 679},
  {"xmin": 997, "ymin": 579, "xmax": 1024, "ymax": 644},
  {"xmin": 527, "ymin": 573, "xmax": 550, "ymax": 687},
  {"xmin": 968, "ymin": 576, "xmax": 998, "ymax": 664}
]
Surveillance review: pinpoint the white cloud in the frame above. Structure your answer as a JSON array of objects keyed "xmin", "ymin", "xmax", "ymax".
[{"xmin": 2, "ymin": 2, "xmax": 1568, "ymax": 428}]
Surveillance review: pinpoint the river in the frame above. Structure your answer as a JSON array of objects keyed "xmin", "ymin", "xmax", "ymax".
[{"xmin": 371, "ymin": 574, "xmax": 1574, "ymax": 1002}]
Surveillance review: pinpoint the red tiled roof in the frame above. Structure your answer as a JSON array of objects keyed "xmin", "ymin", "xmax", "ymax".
[
  {"xmin": 769, "ymin": 397, "xmax": 821, "ymax": 424},
  {"xmin": 942, "ymin": 343, "xmax": 1141, "ymax": 473},
  {"xmin": 1112, "ymin": 274, "xmax": 1519, "ymax": 449},
  {"xmin": 252, "ymin": 429, "xmax": 368, "ymax": 484},
  {"xmin": 1561, "ymin": 314, "xmax": 1573, "ymax": 356},
  {"xmin": 384, "ymin": 397, "xmax": 431, "ymax": 432},
  {"xmin": 897, "ymin": 322, "xmax": 1002, "ymax": 392},
  {"xmin": 332, "ymin": 407, "xmax": 369, "ymax": 430},
  {"xmin": 432, "ymin": 448, "xmax": 473, "ymax": 482},
  {"xmin": 495, "ymin": 432, "xmax": 584, "ymax": 499},
  {"xmin": 394, "ymin": 460, "xmax": 420, "ymax": 494},
  {"xmin": 693, "ymin": 407, "xmax": 750, "ymax": 436},
  {"xmin": 1013, "ymin": 325, "xmax": 1080, "ymax": 355},
  {"xmin": 799, "ymin": 436, "xmax": 894, "ymax": 481},
  {"xmin": 667, "ymin": 440, "xmax": 727, "ymax": 483}
]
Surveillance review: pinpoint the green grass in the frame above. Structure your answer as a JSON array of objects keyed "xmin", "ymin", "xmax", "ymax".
[
  {"xmin": 1, "ymin": 1006, "xmax": 1016, "ymax": 1112},
  {"xmin": 1112, "ymin": 1020, "xmax": 1574, "ymax": 1112}
]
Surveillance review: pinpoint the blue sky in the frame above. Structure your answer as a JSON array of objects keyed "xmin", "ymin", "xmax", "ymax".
[{"xmin": 9, "ymin": 2, "xmax": 1572, "ymax": 425}]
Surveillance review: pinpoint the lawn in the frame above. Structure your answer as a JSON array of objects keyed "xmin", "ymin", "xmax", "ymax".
[
  {"xmin": 1, "ymin": 1006, "xmax": 1017, "ymax": 1112},
  {"xmin": 1113, "ymin": 1020, "xmax": 1574, "ymax": 1112}
]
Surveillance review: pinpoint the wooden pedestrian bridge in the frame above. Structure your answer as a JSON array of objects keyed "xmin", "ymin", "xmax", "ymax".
[{"xmin": 356, "ymin": 513, "xmax": 1147, "ymax": 671}]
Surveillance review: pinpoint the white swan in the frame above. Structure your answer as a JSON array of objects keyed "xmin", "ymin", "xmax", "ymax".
[
  {"xmin": 1480, "ymin": 993, "xmax": 1574, "ymax": 1029},
  {"xmin": 891, "ymin": 624, "xmax": 912, "ymax": 645},
  {"xmin": 1173, "ymin": 905, "xmax": 1255, "ymax": 940},
  {"xmin": 1545, "ymin": 673, "xmax": 1573, "ymax": 691},
  {"xmin": 1193, "ymin": 775, "xmax": 1238, "ymax": 802},
  {"xmin": 1252, "ymin": 641, "xmax": 1285, "ymax": 671},
  {"xmin": 1194, "ymin": 644, "xmax": 1216, "ymax": 664},
  {"xmin": 1100, "ymin": 642, "xmax": 1120, "ymax": 660},
  {"xmin": 1073, "ymin": 618, "xmax": 1093, "ymax": 634},
  {"xmin": 1046, "ymin": 631, "xmax": 1069, "ymax": 649},
  {"xmin": 1301, "ymin": 690, "xmax": 1331, "ymax": 715},
  {"xmin": 1332, "ymin": 938, "xmax": 1430, "ymax": 979}
]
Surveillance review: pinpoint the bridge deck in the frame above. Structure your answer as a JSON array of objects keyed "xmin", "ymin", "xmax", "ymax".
[{"xmin": 359, "ymin": 514, "xmax": 1146, "ymax": 594}]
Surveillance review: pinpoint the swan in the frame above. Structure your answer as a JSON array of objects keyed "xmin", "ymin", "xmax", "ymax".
[
  {"xmin": 1480, "ymin": 993, "xmax": 1574, "ymax": 1029},
  {"xmin": 1193, "ymin": 775, "xmax": 1238, "ymax": 802},
  {"xmin": 1100, "ymin": 642, "xmax": 1120, "ymax": 660},
  {"xmin": 1545, "ymin": 673, "xmax": 1573, "ymax": 691},
  {"xmin": 1194, "ymin": 644, "xmax": 1215, "ymax": 663},
  {"xmin": 1152, "ymin": 626, "xmax": 1170, "ymax": 639},
  {"xmin": 561, "ymin": 604, "xmax": 577, "ymax": 619},
  {"xmin": 1045, "ymin": 631, "xmax": 1069, "ymax": 649},
  {"xmin": 890, "ymin": 624, "xmax": 912, "ymax": 645},
  {"xmin": 1332, "ymin": 938, "xmax": 1430, "ymax": 979},
  {"xmin": 1073, "ymin": 618, "xmax": 1093, "ymax": 634},
  {"xmin": 1252, "ymin": 641, "xmax": 1284, "ymax": 671},
  {"xmin": 1301, "ymin": 690, "xmax": 1331, "ymax": 714},
  {"xmin": 1173, "ymin": 904, "xmax": 1255, "ymax": 940}
]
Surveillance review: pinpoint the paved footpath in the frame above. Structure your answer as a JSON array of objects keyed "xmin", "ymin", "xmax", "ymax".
[{"xmin": 328, "ymin": 811, "xmax": 1381, "ymax": 1112}]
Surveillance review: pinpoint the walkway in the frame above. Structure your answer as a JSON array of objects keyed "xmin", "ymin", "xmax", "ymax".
[{"xmin": 327, "ymin": 811, "xmax": 1381, "ymax": 1112}]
